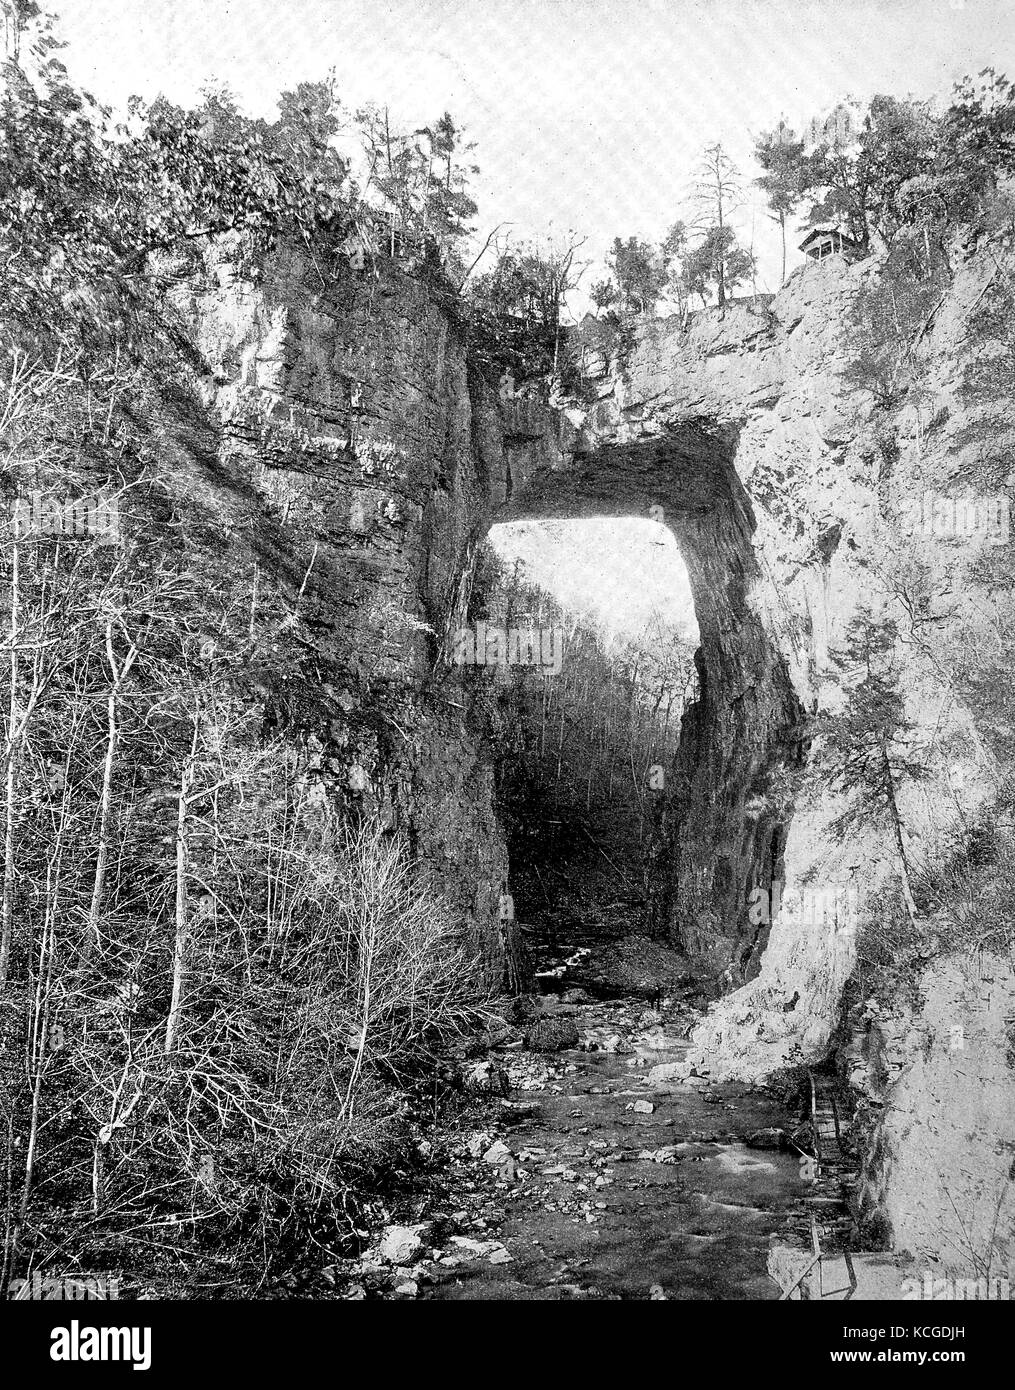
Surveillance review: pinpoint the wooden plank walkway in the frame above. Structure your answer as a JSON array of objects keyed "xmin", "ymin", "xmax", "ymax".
[{"xmin": 780, "ymin": 1070, "xmax": 860, "ymax": 1299}]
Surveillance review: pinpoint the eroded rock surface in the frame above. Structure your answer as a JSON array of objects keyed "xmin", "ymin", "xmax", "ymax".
[
  {"xmin": 501, "ymin": 249, "xmax": 1015, "ymax": 1263},
  {"xmin": 177, "ymin": 233, "xmax": 1014, "ymax": 1269}
]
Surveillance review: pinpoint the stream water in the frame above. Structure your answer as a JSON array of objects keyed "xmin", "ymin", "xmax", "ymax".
[{"xmin": 423, "ymin": 915, "xmax": 815, "ymax": 1301}]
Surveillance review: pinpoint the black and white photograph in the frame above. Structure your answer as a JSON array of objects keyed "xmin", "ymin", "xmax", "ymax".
[{"xmin": 0, "ymin": 0, "xmax": 1012, "ymax": 1363}]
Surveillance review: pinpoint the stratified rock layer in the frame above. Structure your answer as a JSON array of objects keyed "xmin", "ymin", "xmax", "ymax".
[
  {"xmin": 546, "ymin": 247, "xmax": 1015, "ymax": 1267},
  {"xmin": 175, "ymin": 233, "xmax": 1014, "ymax": 1267},
  {"xmin": 172, "ymin": 243, "xmax": 517, "ymax": 983}
]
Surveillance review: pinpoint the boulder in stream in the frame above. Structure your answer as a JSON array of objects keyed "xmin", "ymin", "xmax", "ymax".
[
  {"xmin": 378, "ymin": 1223, "xmax": 430, "ymax": 1266},
  {"xmin": 746, "ymin": 1127, "xmax": 787, "ymax": 1150}
]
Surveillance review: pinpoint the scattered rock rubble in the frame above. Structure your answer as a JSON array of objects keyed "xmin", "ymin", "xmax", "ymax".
[{"xmin": 329, "ymin": 987, "xmax": 811, "ymax": 1299}]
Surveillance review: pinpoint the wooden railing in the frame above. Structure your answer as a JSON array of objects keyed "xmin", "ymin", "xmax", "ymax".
[
  {"xmin": 778, "ymin": 1072, "xmax": 857, "ymax": 1300},
  {"xmin": 778, "ymin": 1218, "xmax": 857, "ymax": 1301}
]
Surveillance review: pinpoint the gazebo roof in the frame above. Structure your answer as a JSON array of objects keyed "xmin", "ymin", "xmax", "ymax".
[{"xmin": 798, "ymin": 224, "xmax": 860, "ymax": 251}]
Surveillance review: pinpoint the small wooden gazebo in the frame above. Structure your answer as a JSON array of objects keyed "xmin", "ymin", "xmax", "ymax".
[{"xmin": 799, "ymin": 225, "xmax": 861, "ymax": 262}]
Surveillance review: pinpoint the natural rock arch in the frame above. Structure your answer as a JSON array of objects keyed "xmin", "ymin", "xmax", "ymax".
[{"xmin": 489, "ymin": 418, "xmax": 805, "ymax": 986}]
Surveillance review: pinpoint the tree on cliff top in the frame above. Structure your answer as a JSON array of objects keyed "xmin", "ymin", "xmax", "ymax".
[
  {"xmin": 604, "ymin": 236, "xmax": 665, "ymax": 314},
  {"xmin": 652, "ymin": 143, "xmax": 755, "ymax": 312},
  {"xmin": 751, "ymin": 95, "xmax": 979, "ymax": 256},
  {"xmin": 660, "ymin": 219, "xmax": 691, "ymax": 321},
  {"xmin": 690, "ymin": 143, "xmax": 743, "ymax": 306},
  {"xmin": 0, "ymin": 6, "xmax": 363, "ymax": 358},
  {"xmin": 356, "ymin": 103, "xmax": 478, "ymax": 268},
  {"xmin": 467, "ymin": 232, "xmax": 587, "ymax": 385},
  {"xmin": 680, "ymin": 225, "xmax": 756, "ymax": 310},
  {"xmin": 754, "ymin": 123, "xmax": 813, "ymax": 285}
]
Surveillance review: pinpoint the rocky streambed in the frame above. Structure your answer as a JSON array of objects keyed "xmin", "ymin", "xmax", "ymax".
[
  {"xmin": 425, "ymin": 995, "xmax": 809, "ymax": 1301},
  {"xmin": 334, "ymin": 970, "xmax": 833, "ymax": 1301}
]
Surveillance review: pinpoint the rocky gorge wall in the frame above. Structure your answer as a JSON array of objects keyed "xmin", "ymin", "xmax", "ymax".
[
  {"xmin": 164, "ymin": 240, "xmax": 522, "ymax": 984},
  {"xmin": 555, "ymin": 241, "xmax": 1015, "ymax": 1268},
  {"xmin": 165, "ymin": 229, "xmax": 1014, "ymax": 1270}
]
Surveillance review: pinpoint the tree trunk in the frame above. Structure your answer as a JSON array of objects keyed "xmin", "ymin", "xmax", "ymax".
[
  {"xmin": 0, "ymin": 543, "xmax": 18, "ymax": 990},
  {"xmin": 883, "ymin": 748, "xmax": 919, "ymax": 926},
  {"xmin": 92, "ymin": 1140, "xmax": 105, "ymax": 1217},
  {"xmin": 1, "ymin": 547, "xmax": 49, "ymax": 987},
  {"xmin": 165, "ymin": 746, "xmax": 196, "ymax": 1055},
  {"xmin": 88, "ymin": 624, "xmax": 138, "ymax": 955},
  {"xmin": 21, "ymin": 843, "xmax": 62, "ymax": 1242}
]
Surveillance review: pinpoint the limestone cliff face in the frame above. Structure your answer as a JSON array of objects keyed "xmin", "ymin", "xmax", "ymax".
[
  {"xmin": 171, "ymin": 232, "xmax": 1013, "ymax": 1265},
  {"xmin": 842, "ymin": 952, "xmax": 1015, "ymax": 1272},
  {"xmin": 554, "ymin": 244, "xmax": 1015, "ymax": 1265},
  {"xmin": 170, "ymin": 242, "xmax": 516, "ymax": 982},
  {"xmin": 538, "ymin": 250, "xmax": 1006, "ymax": 1045}
]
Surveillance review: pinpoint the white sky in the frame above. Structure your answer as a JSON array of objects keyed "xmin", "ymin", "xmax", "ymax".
[
  {"xmin": 49, "ymin": 0, "xmax": 1015, "ymax": 305},
  {"xmin": 490, "ymin": 518, "xmax": 699, "ymax": 644}
]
